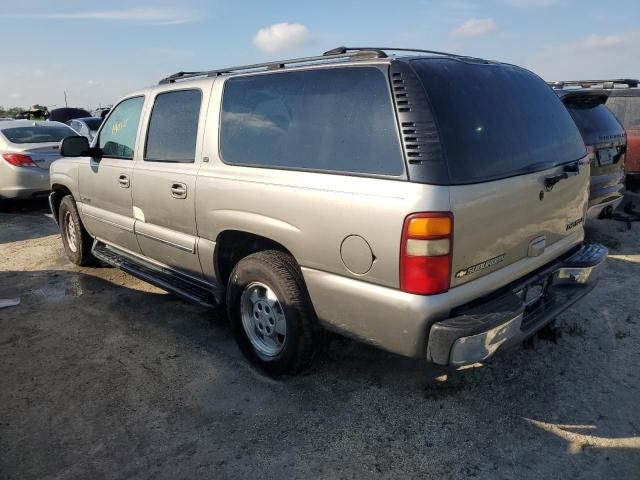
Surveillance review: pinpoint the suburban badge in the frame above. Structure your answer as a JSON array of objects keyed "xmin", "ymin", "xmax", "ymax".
[{"xmin": 455, "ymin": 254, "xmax": 506, "ymax": 279}]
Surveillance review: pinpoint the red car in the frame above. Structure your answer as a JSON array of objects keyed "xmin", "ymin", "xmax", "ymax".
[{"xmin": 606, "ymin": 86, "xmax": 640, "ymax": 181}]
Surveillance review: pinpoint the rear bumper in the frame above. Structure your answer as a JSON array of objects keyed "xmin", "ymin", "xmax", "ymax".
[
  {"xmin": 426, "ymin": 243, "xmax": 607, "ymax": 366},
  {"xmin": 587, "ymin": 173, "xmax": 625, "ymax": 218},
  {"xmin": 0, "ymin": 167, "xmax": 50, "ymax": 199},
  {"xmin": 587, "ymin": 196, "xmax": 623, "ymax": 219}
]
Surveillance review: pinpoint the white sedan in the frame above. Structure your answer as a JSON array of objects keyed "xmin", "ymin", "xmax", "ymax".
[{"xmin": 0, "ymin": 120, "xmax": 76, "ymax": 200}]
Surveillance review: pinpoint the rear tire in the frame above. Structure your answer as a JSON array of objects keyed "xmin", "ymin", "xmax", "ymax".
[
  {"xmin": 59, "ymin": 195, "xmax": 95, "ymax": 266},
  {"xmin": 226, "ymin": 250, "xmax": 322, "ymax": 376}
]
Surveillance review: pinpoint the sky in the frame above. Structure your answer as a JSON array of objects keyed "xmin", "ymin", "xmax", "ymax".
[{"xmin": 0, "ymin": 0, "xmax": 638, "ymax": 109}]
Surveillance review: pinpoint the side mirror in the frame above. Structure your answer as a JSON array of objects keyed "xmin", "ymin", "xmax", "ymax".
[{"xmin": 60, "ymin": 135, "xmax": 100, "ymax": 158}]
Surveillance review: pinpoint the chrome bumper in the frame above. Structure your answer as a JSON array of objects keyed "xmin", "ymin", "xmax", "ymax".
[
  {"xmin": 427, "ymin": 243, "xmax": 608, "ymax": 366},
  {"xmin": 586, "ymin": 196, "xmax": 623, "ymax": 219}
]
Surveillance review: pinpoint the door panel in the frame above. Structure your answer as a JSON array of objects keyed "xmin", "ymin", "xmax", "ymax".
[
  {"xmin": 132, "ymin": 164, "xmax": 201, "ymax": 277},
  {"xmin": 449, "ymin": 160, "xmax": 589, "ymax": 287},
  {"xmin": 78, "ymin": 159, "xmax": 140, "ymax": 253},
  {"xmin": 131, "ymin": 87, "xmax": 206, "ymax": 279},
  {"xmin": 77, "ymin": 95, "xmax": 146, "ymax": 253}
]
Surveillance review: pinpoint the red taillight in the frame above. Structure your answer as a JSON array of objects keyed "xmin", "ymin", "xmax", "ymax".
[
  {"xmin": 2, "ymin": 153, "xmax": 37, "ymax": 167},
  {"xmin": 400, "ymin": 212, "xmax": 453, "ymax": 295}
]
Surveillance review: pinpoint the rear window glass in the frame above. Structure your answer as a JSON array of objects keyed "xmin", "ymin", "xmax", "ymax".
[
  {"xmin": 606, "ymin": 96, "xmax": 640, "ymax": 128},
  {"xmin": 411, "ymin": 59, "xmax": 586, "ymax": 183},
  {"xmin": 1, "ymin": 124, "xmax": 76, "ymax": 144},
  {"xmin": 83, "ymin": 118, "xmax": 102, "ymax": 131},
  {"xmin": 145, "ymin": 89, "xmax": 202, "ymax": 163},
  {"xmin": 220, "ymin": 67, "xmax": 404, "ymax": 176},
  {"xmin": 565, "ymin": 98, "xmax": 623, "ymax": 140}
]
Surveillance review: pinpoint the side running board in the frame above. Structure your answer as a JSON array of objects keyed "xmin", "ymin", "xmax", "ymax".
[{"xmin": 92, "ymin": 241, "xmax": 219, "ymax": 308}]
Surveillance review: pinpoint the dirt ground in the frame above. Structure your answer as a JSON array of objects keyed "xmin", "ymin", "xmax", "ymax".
[{"xmin": 1, "ymin": 199, "xmax": 639, "ymax": 480}]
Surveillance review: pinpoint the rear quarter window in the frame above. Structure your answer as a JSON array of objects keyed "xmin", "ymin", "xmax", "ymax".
[
  {"xmin": 219, "ymin": 67, "xmax": 404, "ymax": 177},
  {"xmin": 411, "ymin": 59, "xmax": 586, "ymax": 183}
]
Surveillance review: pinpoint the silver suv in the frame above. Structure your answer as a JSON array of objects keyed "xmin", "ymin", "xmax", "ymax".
[{"xmin": 49, "ymin": 47, "xmax": 607, "ymax": 375}]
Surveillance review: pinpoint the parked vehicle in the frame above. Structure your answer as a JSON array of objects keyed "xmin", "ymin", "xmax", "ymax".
[
  {"xmin": 48, "ymin": 107, "xmax": 91, "ymax": 124},
  {"xmin": 0, "ymin": 120, "xmax": 75, "ymax": 200},
  {"xmin": 66, "ymin": 117, "xmax": 103, "ymax": 143},
  {"xmin": 50, "ymin": 47, "xmax": 606, "ymax": 375},
  {"xmin": 91, "ymin": 108, "xmax": 111, "ymax": 120},
  {"xmin": 551, "ymin": 80, "xmax": 639, "ymax": 184},
  {"xmin": 552, "ymin": 88, "xmax": 626, "ymax": 219}
]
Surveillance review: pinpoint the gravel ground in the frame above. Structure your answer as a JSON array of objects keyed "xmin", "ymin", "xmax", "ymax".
[{"xmin": 1, "ymin": 199, "xmax": 639, "ymax": 480}]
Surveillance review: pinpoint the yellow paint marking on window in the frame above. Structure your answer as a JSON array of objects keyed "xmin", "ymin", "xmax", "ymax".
[{"xmin": 112, "ymin": 118, "xmax": 129, "ymax": 135}]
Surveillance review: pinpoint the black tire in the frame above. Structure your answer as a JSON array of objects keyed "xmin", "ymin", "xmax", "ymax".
[
  {"xmin": 58, "ymin": 195, "xmax": 95, "ymax": 266},
  {"xmin": 226, "ymin": 250, "xmax": 322, "ymax": 375}
]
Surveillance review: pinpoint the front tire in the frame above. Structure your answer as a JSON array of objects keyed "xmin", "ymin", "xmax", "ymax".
[
  {"xmin": 59, "ymin": 195, "xmax": 95, "ymax": 266},
  {"xmin": 226, "ymin": 250, "xmax": 322, "ymax": 375}
]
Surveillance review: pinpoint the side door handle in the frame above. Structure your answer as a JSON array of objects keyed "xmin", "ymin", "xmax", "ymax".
[
  {"xmin": 170, "ymin": 182, "xmax": 187, "ymax": 199},
  {"xmin": 118, "ymin": 174, "xmax": 130, "ymax": 188}
]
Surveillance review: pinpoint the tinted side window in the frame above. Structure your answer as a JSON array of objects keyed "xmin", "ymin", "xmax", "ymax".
[
  {"xmin": 411, "ymin": 59, "xmax": 586, "ymax": 184},
  {"xmin": 98, "ymin": 96, "xmax": 144, "ymax": 159},
  {"xmin": 220, "ymin": 67, "xmax": 404, "ymax": 176},
  {"xmin": 145, "ymin": 89, "xmax": 202, "ymax": 163},
  {"xmin": 607, "ymin": 96, "xmax": 640, "ymax": 128}
]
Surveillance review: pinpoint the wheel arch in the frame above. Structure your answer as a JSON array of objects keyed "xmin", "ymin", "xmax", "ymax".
[
  {"xmin": 214, "ymin": 229, "xmax": 298, "ymax": 287},
  {"xmin": 50, "ymin": 183, "xmax": 74, "ymax": 223}
]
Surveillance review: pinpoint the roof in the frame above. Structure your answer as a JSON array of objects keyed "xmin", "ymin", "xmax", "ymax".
[
  {"xmin": 0, "ymin": 120, "xmax": 68, "ymax": 129},
  {"xmin": 548, "ymin": 79, "xmax": 638, "ymax": 89},
  {"xmin": 158, "ymin": 46, "xmax": 493, "ymax": 85}
]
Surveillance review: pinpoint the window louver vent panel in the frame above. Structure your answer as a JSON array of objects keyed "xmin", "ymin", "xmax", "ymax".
[{"xmin": 389, "ymin": 61, "xmax": 449, "ymax": 184}]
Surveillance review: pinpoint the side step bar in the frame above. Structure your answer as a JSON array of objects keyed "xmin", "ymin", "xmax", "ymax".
[{"xmin": 92, "ymin": 241, "xmax": 219, "ymax": 308}]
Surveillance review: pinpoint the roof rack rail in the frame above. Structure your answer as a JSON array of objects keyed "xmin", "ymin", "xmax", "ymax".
[
  {"xmin": 158, "ymin": 46, "xmax": 477, "ymax": 84},
  {"xmin": 322, "ymin": 46, "xmax": 469, "ymax": 59},
  {"xmin": 548, "ymin": 79, "xmax": 639, "ymax": 89},
  {"xmin": 159, "ymin": 49, "xmax": 387, "ymax": 84}
]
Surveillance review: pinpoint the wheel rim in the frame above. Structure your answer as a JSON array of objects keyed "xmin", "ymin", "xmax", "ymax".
[
  {"xmin": 64, "ymin": 211, "xmax": 78, "ymax": 253},
  {"xmin": 240, "ymin": 282, "xmax": 287, "ymax": 357}
]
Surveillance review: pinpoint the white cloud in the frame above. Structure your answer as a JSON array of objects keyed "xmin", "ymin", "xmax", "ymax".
[
  {"xmin": 0, "ymin": 7, "xmax": 197, "ymax": 25},
  {"xmin": 504, "ymin": 0, "xmax": 558, "ymax": 6},
  {"xmin": 576, "ymin": 34, "xmax": 626, "ymax": 51},
  {"xmin": 527, "ymin": 30, "xmax": 640, "ymax": 81},
  {"xmin": 253, "ymin": 23, "xmax": 310, "ymax": 53},
  {"xmin": 450, "ymin": 18, "xmax": 497, "ymax": 38}
]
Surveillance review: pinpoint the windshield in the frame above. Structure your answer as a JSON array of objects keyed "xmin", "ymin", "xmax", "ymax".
[
  {"xmin": 411, "ymin": 59, "xmax": 586, "ymax": 183},
  {"xmin": 565, "ymin": 97, "xmax": 624, "ymax": 143},
  {"xmin": 1, "ymin": 125, "xmax": 76, "ymax": 144}
]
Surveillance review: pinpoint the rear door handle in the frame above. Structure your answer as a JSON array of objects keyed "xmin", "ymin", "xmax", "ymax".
[
  {"xmin": 544, "ymin": 161, "xmax": 583, "ymax": 191},
  {"xmin": 170, "ymin": 183, "xmax": 187, "ymax": 199},
  {"xmin": 118, "ymin": 174, "xmax": 130, "ymax": 188}
]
